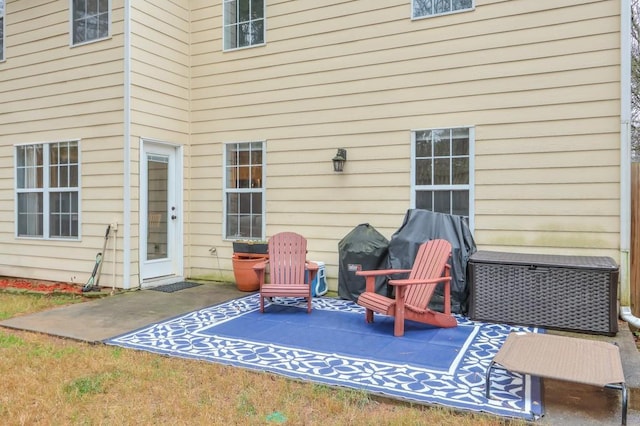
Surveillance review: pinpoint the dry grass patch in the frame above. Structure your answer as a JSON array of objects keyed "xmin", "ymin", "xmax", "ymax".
[
  {"xmin": 0, "ymin": 292, "xmax": 84, "ymax": 321},
  {"xmin": 0, "ymin": 292, "xmax": 521, "ymax": 425}
]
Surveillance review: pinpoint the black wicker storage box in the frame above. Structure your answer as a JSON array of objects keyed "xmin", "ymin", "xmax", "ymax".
[{"xmin": 468, "ymin": 251, "xmax": 619, "ymax": 335}]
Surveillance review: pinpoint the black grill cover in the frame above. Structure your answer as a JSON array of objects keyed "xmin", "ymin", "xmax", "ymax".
[
  {"xmin": 387, "ymin": 209, "xmax": 476, "ymax": 314},
  {"xmin": 338, "ymin": 223, "xmax": 389, "ymax": 302}
]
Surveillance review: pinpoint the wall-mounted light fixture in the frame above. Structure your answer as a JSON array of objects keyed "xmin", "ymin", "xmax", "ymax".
[{"xmin": 332, "ymin": 148, "xmax": 347, "ymax": 172}]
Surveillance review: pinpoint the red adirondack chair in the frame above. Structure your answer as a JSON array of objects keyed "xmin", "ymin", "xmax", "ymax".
[
  {"xmin": 253, "ymin": 232, "xmax": 318, "ymax": 313},
  {"xmin": 356, "ymin": 239, "xmax": 457, "ymax": 336}
]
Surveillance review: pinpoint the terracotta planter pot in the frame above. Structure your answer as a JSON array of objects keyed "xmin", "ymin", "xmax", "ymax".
[{"xmin": 232, "ymin": 253, "xmax": 268, "ymax": 292}]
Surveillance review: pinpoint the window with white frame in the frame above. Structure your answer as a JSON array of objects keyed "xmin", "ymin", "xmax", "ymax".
[
  {"xmin": 72, "ymin": 0, "xmax": 109, "ymax": 45},
  {"xmin": 16, "ymin": 141, "xmax": 80, "ymax": 239},
  {"xmin": 412, "ymin": 0, "xmax": 474, "ymax": 19},
  {"xmin": 0, "ymin": 0, "xmax": 5, "ymax": 61},
  {"xmin": 413, "ymin": 127, "xmax": 472, "ymax": 218},
  {"xmin": 224, "ymin": 142, "xmax": 265, "ymax": 239},
  {"xmin": 223, "ymin": 0, "xmax": 265, "ymax": 50}
]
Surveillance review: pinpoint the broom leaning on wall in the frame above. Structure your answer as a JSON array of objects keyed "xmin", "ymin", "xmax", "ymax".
[{"xmin": 83, "ymin": 225, "xmax": 111, "ymax": 293}]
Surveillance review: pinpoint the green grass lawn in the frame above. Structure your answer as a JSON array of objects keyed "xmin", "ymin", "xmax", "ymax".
[{"xmin": 0, "ymin": 292, "xmax": 517, "ymax": 425}]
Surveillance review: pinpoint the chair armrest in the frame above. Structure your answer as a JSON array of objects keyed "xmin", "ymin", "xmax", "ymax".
[
  {"xmin": 388, "ymin": 276, "xmax": 451, "ymax": 287},
  {"xmin": 253, "ymin": 260, "xmax": 269, "ymax": 271},
  {"xmin": 356, "ymin": 269, "xmax": 411, "ymax": 277},
  {"xmin": 306, "ymin": 261, "xmax": 319, "ymax": 285},
  {"xmin": 357, "ymin": 269, "xmax": 411, "ymax": 293}
]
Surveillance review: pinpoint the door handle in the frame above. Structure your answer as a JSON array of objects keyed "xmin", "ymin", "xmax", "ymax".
[{"xmin": 171, "ymin": 215, "xmax": 177, "ymax": 220}]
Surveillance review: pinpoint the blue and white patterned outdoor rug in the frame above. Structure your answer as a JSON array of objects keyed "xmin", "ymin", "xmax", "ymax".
[{"xmin": 104, "ymin": 294, "xmax": 543, "ymax": 421}]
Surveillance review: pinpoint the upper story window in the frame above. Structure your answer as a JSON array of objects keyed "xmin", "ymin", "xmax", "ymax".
[
  {"xmin": 0, "ymin": 0, "xmax": 5, "ymax": 61},
  {"xmin": 412, "ymin": 0, "xmax": 474, "ymax": 19},
  {"xmin": 412, "ymin": 127, "xmax": 473, "ymax": 221},
  {"xmin": 15, "ymin": 141, "xmax": 80, "ymax": 239},
  {"xmin": 223, "ymin": 142, "xmax": 265, "ymax": 240},
  {"xmin": 223, "ymin": 0, "xmax": 265, "ymax": 50},
  {"xmin": 72, "ymin": 0, "xmax": 110, "ymax": 45}
]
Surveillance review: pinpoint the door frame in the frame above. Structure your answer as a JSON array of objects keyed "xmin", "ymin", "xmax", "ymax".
[{"xmin": 139, "ymin": 139, "xmax": 184, "ymax": 286}]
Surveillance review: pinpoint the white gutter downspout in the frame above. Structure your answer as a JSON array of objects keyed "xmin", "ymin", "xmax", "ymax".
[
  {"xmin": 122, "ymin": 0, "xmax": 132, "ymax": 289},
  {"xmin": 619, "ymin": 0, "xmax": 640, "ymax": 327}
]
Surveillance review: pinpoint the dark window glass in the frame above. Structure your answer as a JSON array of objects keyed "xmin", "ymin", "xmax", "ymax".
[
  {"xmin": 433, "ymin": 191, "xmax": 451, "ymax": 214},
  {"xmin": 72, "ymin": 0, "xmax": 109, "ymax": 44},
  {"xmin": 416, "ymin": 190, "xmax": 432, "ymax": 211},
  {"xmin": 16, "ymin": 142, "xmax": 79, "ymax": 238},
  {"xmin": 415, "ymin": 159, "xmax": 432, "ymax": 186},
  {"xmin": 413, "ymin": 127, "xmax": 471, "ymax": 218},
  {"xmin": 224, "ymin": 0, "xmax": 265, "ymax": 49},
  {"xmin": 225, "ymin": 142, "xmax": 264, "ymax": 239},
  {"xmin": 452, "ymin": 190, "xmax": 469, "ymax": 216}
]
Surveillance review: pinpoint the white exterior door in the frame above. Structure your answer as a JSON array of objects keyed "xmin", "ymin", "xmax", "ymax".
[{"xmin": 140, "ymin": 141, "xmax": 183, "ymax": 282}]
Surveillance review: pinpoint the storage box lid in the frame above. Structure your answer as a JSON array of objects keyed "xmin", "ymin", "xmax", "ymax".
[{"xmin": 469, "ymin": 250, "xmax": 619, "ymax": 271}]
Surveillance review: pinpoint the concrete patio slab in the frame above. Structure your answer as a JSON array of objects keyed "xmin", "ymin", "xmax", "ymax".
[{"xmin": 0, "ymin": 281, "xmax": 246, "ymax": 342}]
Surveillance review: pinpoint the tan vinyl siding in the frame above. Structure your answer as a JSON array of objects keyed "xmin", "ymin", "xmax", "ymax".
[
  {"xmin": 0, "ymin": 0, "xmax": 126, "ymax": 284},
  {"xmin": 129, "ymin": 1, "xmax": 190, "ymax": 279},
  {"xmin": 187, "ymin": 0, "xmax": 622, "ymax": 286},
  {"xmin": 129, "ymin": 1, "xmax": 190, "ymax": 136},
  {"xmin": 0, "ymin": 0, "xmax": 625, "ymax": 289}
]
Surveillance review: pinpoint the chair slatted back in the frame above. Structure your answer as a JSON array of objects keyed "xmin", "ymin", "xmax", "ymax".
[
  {"xmin": 268, "ymin": 232, "xmax": 308, "ymax": 285},
  {"xmin": 405, "ymin": 239, "xmax": 452, "ymax": 308}
]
